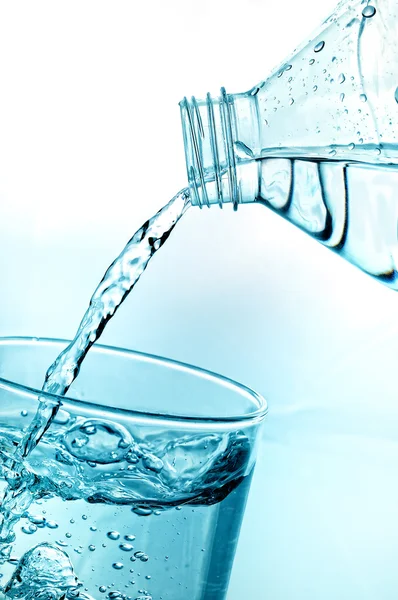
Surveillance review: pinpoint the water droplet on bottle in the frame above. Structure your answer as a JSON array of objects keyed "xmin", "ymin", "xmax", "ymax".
[
  {"xmin": 359, "ymin": 138, "xmax": 364, "ymax": 144},
  {"xmin": 394, "ymin": 87, "xmax": 398, "ymax": 103},
  {"xmin": 20, "ymin": 410, "xmax": 28, "ymax": 417},
  {"xmin": 233, "ymin": 141, "xmax": 254, "ymax": 160},
  {"xmin": 313, "ymin": 86, "xmax": 318, "ymax": 92},
  {"xmin": 329, "ymin": 149, "xmax": 337, "ymax": 157},
  {"xmin": 338, "ymin": 73, "xmax": 346, "ymax": 84},
  {"xmin": 99, "ymin": 587, "xmax": 107, "ymax": 593},
  {"xmin": 285, "ymin": 64, "xmax": 292, "ymax": 71},
  {"xmin": 348, "ymin": 143, "xmax": 356, "ymax": 150},
  {"xmin": 309, "ymin": 58, "xmax": 315, "ymax": 65},
  {"xmin": 119, "ymin": 543, "xmax": 134, "ymax": 552},
  {"xmin": 289, "ymin": 98, "xmax": 294, "ymax": 106},
  {"xmin": 340, "ymin": 93, "xmax": 345, "ymax": 102},
  {"xmin": 46, "ymin": 520, "xmax": 59, "ymax": 529},
  {"xmin": 124, "ymin": 534, "xmax": 136, "ymax": 541},
  {"xmin": 375, "ymin": 147, "xmax": 381, "ymax": 156},
  {"xmin": 359, "ymin": 94, "xmax": 367, "ymax": 102},
  {"xmin": 314, "ymin": 41, "xmax": 325, "ymax": 53},
  {"xmin": 107, "ymin": 531, "xmax": 120, "ymax": 541},
  {"xmin": 362, "ymin": 5, "xmax": 376, "ymax": 18},
  {"xmin": 66, "ymin": 532, "xmax": 72, "ymax": 538},
  {"xmin": 112, "ymin": 562, "xmax": 124, "ymax": 570},
  {"xmin": 89, "ymin": 545, "xmax": 96, "ymax": 551},
  {"xmin": 90, "ymin": 525, "xmax": 97, "ymax": 532},
  {"xmin": 145, "ymin": 575, "xmax": 151, "ymax": 580}
]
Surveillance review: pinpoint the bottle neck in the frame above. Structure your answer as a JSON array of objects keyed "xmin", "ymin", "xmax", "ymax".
[{"xmin": 180, "ymin": 89, "xmax": 260, "ymax": 209}]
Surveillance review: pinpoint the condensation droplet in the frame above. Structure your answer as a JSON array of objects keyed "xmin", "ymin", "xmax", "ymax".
[
  {"xmin": 362, "ymin": 5, "xmax": 376, "ymax": 18},
  {"xmin": 124, "ymin": 534, "xmax": 136, "ymax": 542},
  {"xmin": 20, "ymin": 410, "xmax": 28, "ymax": 417},
  {"xmin": 289, "ymin": 98, "xmax": 294, "ymax": 106},
  {"xmin": 46, "ymin": 520, "xmax": 59, "ymax": 529},
  {"xmin": 89, "ymin": 545, "xmax": 96, "ymax": 552},
  {"xmin": 348, "ymin": 143, "xmax": 355, "ymax": 150},
  {"xmin": 309, "ymin": 59, "xmax": 315, "ymax": 65},
  {"xmin": 375, "ymin": 147, "xmax": 381, "ymax": 156},
  {"xmin": 285, "ymin": 64, "xmax": 292, "ymax": 71},
  {"xmin": 107, "ymin": 531, "xmax": 120, "ymax": 541},
  {"xmin": 313, "ymin": 86, "xmax": 318, "ymax": 92},
  {"xmin": 112, "ymin": 562, "xmax": 124, "ymax": 570},
  {"xmin": 395, "ymin": 87, "xmax": 398, "ymax": 103},
  {"xmin": 359, "ymin": 94, "xmax": 367, "ymax": 102},
  {"xmin": 338, "ymin": 73, "xmax": 346, "ymax": 84},
  {"xmin": 99, "ymin": 587, "xmax": 107, "ymax": 593},
  {"xmin": 314, "ymin": 41, "xmax": 325, "ymax": 53},
  {"xmin": 340, "ymin": 93, "xmax": 345, "ymax": 102}
]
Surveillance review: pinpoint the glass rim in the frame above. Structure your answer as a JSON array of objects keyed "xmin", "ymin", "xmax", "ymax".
[{"xmin": 0, "ymin": 336, "xmax": 268, "ymax": 424}]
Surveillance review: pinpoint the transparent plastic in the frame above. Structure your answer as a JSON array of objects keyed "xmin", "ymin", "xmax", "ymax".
[{"xmin": 180, "ymin": 0, "xmax": 398, "ymax": 287}]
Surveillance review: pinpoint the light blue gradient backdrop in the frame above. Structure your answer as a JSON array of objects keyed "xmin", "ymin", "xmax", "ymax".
[{"xmin": 0, "ymin": 1, "xmax": 397, "ymax": 597}]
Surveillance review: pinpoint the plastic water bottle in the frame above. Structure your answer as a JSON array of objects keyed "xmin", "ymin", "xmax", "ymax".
[{"xmin": 180, "ymin": 0, "xmax": 398, "ymax": 288}]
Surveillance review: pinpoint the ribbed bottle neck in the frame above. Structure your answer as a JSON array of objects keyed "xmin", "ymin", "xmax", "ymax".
[{"xmin": 180, "ymin": 89, "xmax": 259, "ymax": 209}]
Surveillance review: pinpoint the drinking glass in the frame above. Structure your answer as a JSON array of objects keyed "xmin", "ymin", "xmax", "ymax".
[{"xmin": 0, "ymin": 337, "xmax": 267, "ymax": 600}]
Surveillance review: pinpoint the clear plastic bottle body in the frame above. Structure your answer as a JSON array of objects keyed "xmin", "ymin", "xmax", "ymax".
[{"xmin": 180, "ymin": 0, "xmax": 398, "ymax": 287}]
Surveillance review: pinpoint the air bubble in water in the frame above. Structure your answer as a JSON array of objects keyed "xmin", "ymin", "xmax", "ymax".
[
  {"xmin": 314, "ymin": 41, "xmax": 325, "ymax": 53},
  {"xmin": 134, "ymin": 551, "xmax": 149, "ymax": 562},
  {"xmin": 132, "ymin": 506, "xmax": 153, "ymax": 517},
  {"xmin": 3, "ymin": 543, "xmax": 78, "ymax": 597},
  {"xmin": 362, "ymin": 5, "xmax": 376, "ymax": 18},
  {"xmin": 107, "ymin": 531, "xmax": 121, "ymax": 541},
  {"xmin": 22, "ymin": 523, "xmax": 37, "ymax": 535},
  {"xmin": 63, "ymin": 419, "xmax": 132, "ymax": 464},
  {"xmin": 119, "ymin": 543, "xmax": 134, "ymax": 552},
  {"xmin": 142, "ymin": 455, "xmax": 164, "ymax": 473}
]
